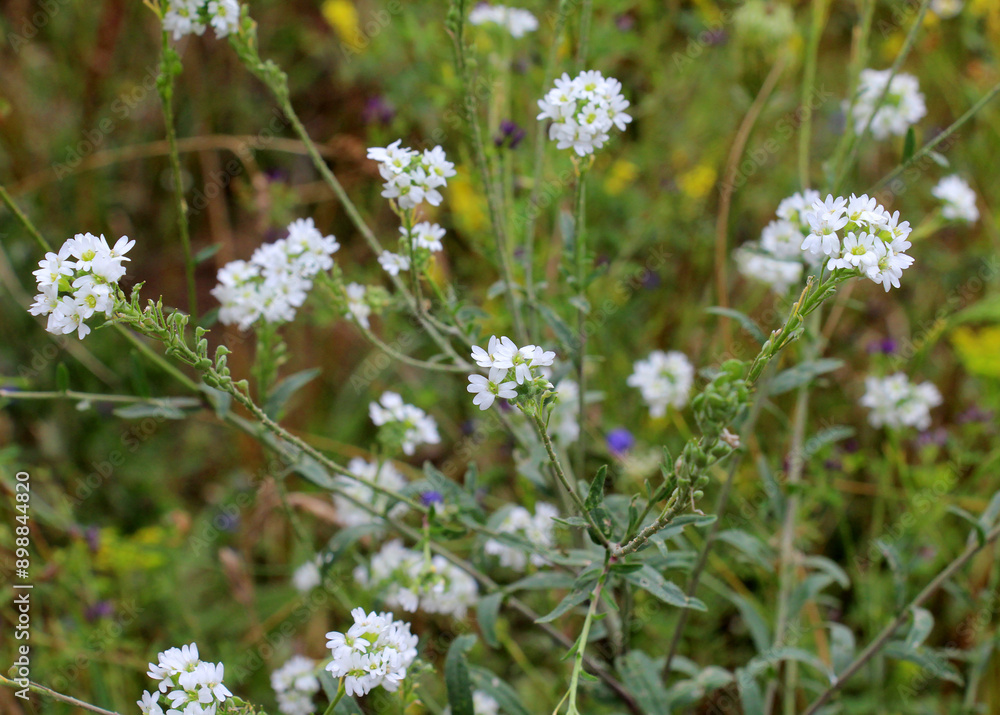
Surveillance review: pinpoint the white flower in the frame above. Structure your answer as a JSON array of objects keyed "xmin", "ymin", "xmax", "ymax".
[
  {"xmin": 48, "ymin": 296, "xmax": 90, "ymax": 340},
  {"xmin": 736, "ymin": 249, "xmax": 803, "ymax": 294},
  {"xmin": 206, "ymin": 0, "xmax": 240, "ymax": 37},
  {"xmin": 407, "ymin": 222, "xmax": 446, "ymax": 253},
  {"xmin": 760, "ymin": 220, "xmax": 805, "ymax": 261},
  {"xmin": 378, "ymin": 251, "xmax": 411, "ymax": 276},
  {"xmin": 138, "ymin": 691, "xmax": 164, "ymax": 715},
  {"xmin": 271, "ymin": 656, "xmax": 320, "ymax": 715},
  {"xmin": 333, "ymin": 457, "xmax": 409, "ymax": 531},
  {"xmin": 484, "ymin": 503, "xmax": 558, "ymax": 571},
  {"xmin": 468, "ymin": 4, "xmax": 539, "ymax": 38},
  {"xmin": 850, "ymin": 69, "xmax": 926, "ymax": 140},
  {"xmin": 344, "ymin": 283, "xmax": 372, "ymax": 329},
  {"xmin": 325, "ymin": 608, "xmax": 419, "ymax": 697},
  {"xmin": 827, "ymin": 232, "xmax": 878, "ymax": 271},
  {"xmin": 354, "ymin": 540, "xmax": 479, "ymax": 619},
  {"xmin": 467, "ymin": 374, "xmax": 517, "ymax": 410},
  {"xmin": 932, "ymin": 175, "xmax": 979, "ymax": 224},
  {"xmin": 537, "ymin": 70, "xmax": 632, "ymax": 156},
  {"xmin": 467, "ymin": 336, "xmax": 557, "ymax": 409},
  {"xmin": 163, "ymin": 0, "xmax": 207, "ymax": 40},
  {"xmin": 368, "ymin": 392, "xmax": 440, "ymax": 455},
  {"xmin": 367, "ymin": 141, "xmax": 455, "ymax": 210},
  {"xmin": 860, "ymin": 373, "xmax": 942, "ymax": 430},
  {"xmin": 28, "ymin": 284, "xmax": 60, "ymax": 317},
  {"xmin": 211, "ymin": 218, "xmax": 338, "ymax": 330},
  {"xmin": 292, "ymin": 557, "xmax": 322, "ymax": 593},
  {"xmin": 143, "ymin": 642, "xmax": 230, "ymax": 715},
  {"xmin": 627, "ymin": 350, "xmax": 694, "ymax": 418},
  {"xmin": 31, "ymin": 245, "xmax": 75, "ymax": 288}
]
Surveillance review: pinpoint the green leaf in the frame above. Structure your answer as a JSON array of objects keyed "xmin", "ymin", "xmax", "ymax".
[
  {"xmin": 469, "ymin": 666, "xmax": 531, "ymax": 715},
  {"xmin": 884, "ymin": 642, "xmax": 964, "ymax": 685},
  {"xmin": 948, "ymin": 504, "xmax": 987, "ymax": 547},
  {"xmin": 194, "ymin": 243, "xmax": 222, "ymax": 263},
  {"xmin": 803, "ymin": 555, "xmax": 850, "ymax": 589},
  {"xmin": 114, "ymin": 402, "xmax": 192, "ymax": 420},
  {"xmin": 768, "ymin": 359, "xmax": 843, "ymax": 395},
  {"xmin": 445, "ymin": 634, "xmax": 477, "ymax": 715},
  {"xmin": 424, "ymin": 462, "xmax": 480, "ymax": 512},
  {"xmin": 324, "ymin": 524, "xmax": 381, "ymax": 564},
  {"xmin": 905, "ymin": 607, "xmax": 934, "ymax": 649},
  {"xmin": 803, "ymin": 426, "xmax": 855, "ymax": 458},
  {"xmin": 623, "ymin": 565, "xmax": 705, "ymax": 610},
  {"xmin": 725, "ymin": 593, "xmax": 771, "ymax": 653},
  {"xmin": 536, "ymin": 303, "xmax": 576, "ymax": 353},
  {"xmin": 616, "ymin": 650, "xmax": 671, "ymax": 715},
  {"xmin": 829, "ymin": 623, "xmax": 856, "ymax": 675},
  {"xmin": 705, "ymin": 306, "xmax": 766, "ymax": 345},
  {"xmin": 715, "ymin": 529, "xmax": 774, "ymax": 569},
  {"xmin": 788, "ymin": 574, "xmax": 838, "ymax": 622},
  {"xmin": 505, "ymin": 571, "xmax": 577, "ymax": 594},
  {"xmin": 902, "ymin": 126, "xmax": 916, "ymax": 163},
  {"xmin": 264, "ymin": 367, "xmax": 321, "ymax": 419},
  {"xmin": 585, "ymin": 465, "xmax": 608, "ymax": 510},
  {"xmin": 478, "ymin": 592, "xmax": 504, "ymax": 648},
  {"xmin": 535, "ymin": 580, "xmax": 595, "ymax": 623},
  {"xmin": 746, "ymin": 647, "xmax": 832, "ymax": 681},
  {"xmin": 736, "ymin": 668, "xmax": 764, "ymax": 715}
]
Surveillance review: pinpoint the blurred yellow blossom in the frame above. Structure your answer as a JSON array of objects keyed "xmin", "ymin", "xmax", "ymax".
[
  {"xmin": 95, "ymin": 526, "xmax": 172, "ymax": 573},
  {"xmin": 678, "ymin": 164, "xmax": 717, "ymax": 201},
  {"xmin": 951, "ymin": 326, "xmax": 1000, "ymax": 378},
  {"xmin": 603, "ymin": 159, "xmax": 639, "ymax": 196},
  {"xmin": 449, "ymin": 170, "xmax": 487, "ymax": 234},
  {"xmin": 322, "ymin": 0, "xmax": 362, "ymax": 51}
]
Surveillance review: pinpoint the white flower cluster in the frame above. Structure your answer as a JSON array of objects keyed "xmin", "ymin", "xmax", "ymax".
[
  {"xmin": 736, "ymin": 190, "xmax": 822, "ymax": 294},
  {"xmin": 850, "ymin": 69, "xmax": 926, "ymax": 140},
  {"xmin": 270, "ymin": 656, "xmax": 321, "ymax": 715},
  {"xmin": 444, "ymin": 690, "xmax": 501, "ymax": 715},
  {"xmin": 377, "ymin": 222, "xmax": 448, "ymax": 277},
  {"xmin": 627, "ymin": 350, "xmax": 695, "ymax": 418},
  {"xmin": 801, "ymin": 194, "xmax": 914, "ymax": 291},
  {"xmin": 369, "ymin": 391, "xmax": 441, "ymax": 455},
  {"xmin": 537, "ymin": 70, "xmax": 632, "ymax": 156},
  {"xmin": 354, "ymin": 539, "xmax": 479, "ymax": 619},
  {"xmin": 333, "ymin": 457, "xmax": 409, "ymax": 531},
  {"xmin": 484, "ymin": 503, "xmax": 558, "ymax": 571},
  {"xmin": 162, "ymin": 0, "xmax": 240, "ymax": 41},
  {"xmin": 932, "ymin": 175, "xmax": 979, "ymax": 224},
  {"xmin": 29, "ymin": 234, "xmax": 134, "ymax": 340},
  {"xmin": 468, "ymin": 4, "xmax": 539, "ymax": 38},
  {"xmin": 859, "ymin": 373, "xmax": 942, "ymax": 431},
  {"xmin": 325, "ymin": 608, "xmax": 419, "ymax": 697},
  {"xmin": 367, "ymin": 141, "xmax": 456, "ymax": 211},
  {"xmin": 211, "ymin": 218, "xmax": 339, "ymax": 330},
  {"xmin": 140, "ymin": 643, "xmax": 232, "ymax": 715},
  {"xmin": 467, "ymin": 336, "xmax": 556, "ymax": 410},
  {"xmin": 344, "ymin": 282, "xmax": 372, "ymax": 329}
]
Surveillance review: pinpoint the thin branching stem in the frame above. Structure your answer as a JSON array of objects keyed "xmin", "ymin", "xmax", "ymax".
[
  {"xmin": 802, "ymin": 522, "xmax": 1000, "ymax": 715},
  {"xmin": 0, "ymin": 675, "xmax": 121, "ymax": 715}
]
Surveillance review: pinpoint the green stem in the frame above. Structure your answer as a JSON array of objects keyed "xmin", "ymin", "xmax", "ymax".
[
  {"xmin": 803, "ymin": 521, "xmax": 1000, "ymax": 715},
  {"xmin": 662, "ymin": 364, "xmax": 774, "ymax": 673},
  {"xmin": 831, "ymin": 0, "xmax": 932, "ymax": 194},
  {"xmin": 322, "ymin": 680, "xmax": 346, "ymax": 715},
  {"xmin": 0, "ymin": 388, "xmax": 199, "ymax": 407},
  {"xmin": 0, "ymin": 185, "xmax": 51, "ymax": 252},
  {"xmin": 573, "ymin": 166, "xmax": 589, "ymax": 484},
  {"xmin": 531, "ymin": 413, "xmax": 612, "ymax": 550},
  {"xmin": 870, "ymin": 80, "xmax": 1000, "ymax": 193},
  {"xmin": 574, "ymin": 0, "xmax": 593, "ymax": 71},
  {"xmin": 447, "ymin": 0, "xmax": 527, "ymax": 343},
  {"xmin": 0, "ymin": 674, "xmax": 121, "ymax": 715},
  {"xmin": 798, "ymin": 0, "xmax": 830, "ymax": 189},
  {"xmin": 565, "ymin": 554, "xmax": 610, "ymax": 714},
  {"xmin": 523, "ymin": 0, "xmax": 572, "ymax": 341},
  {"xmin": 157, "ymin": 33, "xmax": 198, "ymax": 318}
]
